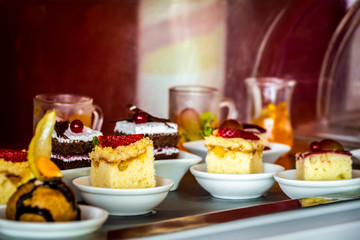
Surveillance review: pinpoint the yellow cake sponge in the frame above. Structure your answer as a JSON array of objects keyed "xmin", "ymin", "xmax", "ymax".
[
  {"xmin": 296, "ymin": 152, "xmax": 352, "ymax": 181},
  {"xmin": 89, "ymin": 137, "xmax": 156, "ymax": 189},
  {"xmin": 0, "ymin": 158, "xmax": 34, "ymax": 204},
  {"xmin": 204, "ymin": 135, "xmax": 265, "ymax": 174}
]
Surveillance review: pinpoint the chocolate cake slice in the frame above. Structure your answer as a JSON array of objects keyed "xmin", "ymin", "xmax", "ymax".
[
  {"xmin": 114, "ymin": 105, "xmax": 179, "ymax": 160},
  {"xmin": 51, "ymin": 120, "xmax": 102, "ymax": 170}
]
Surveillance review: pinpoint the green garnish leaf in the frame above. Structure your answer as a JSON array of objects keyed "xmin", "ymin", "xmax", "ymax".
[
  {"xmin": 200, "ymin": 111, "xmax": 217, "ymax": 126},
  {"xmin": 93, "ymin": 136, "xmax": 100, "ymax": 146},
  {"xmin": 201, "ymin": 126, "xmax": 213, "ymax": 137}
]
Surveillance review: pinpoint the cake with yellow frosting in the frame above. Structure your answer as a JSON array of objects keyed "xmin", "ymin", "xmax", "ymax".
[
  {"xmin": 296, "ymin": 139, "xmax": 352, "ymax": 181},
  {"xmin": 0, "ymin": 149, "xmax": 34, "ymax": 205},
  {"xmin": 90, "ymin": 134, "xmax": 156, "ymax": 189},
  {"xmin": 204, "ymin": 128, "xmax": 266, "ymax": 174}
]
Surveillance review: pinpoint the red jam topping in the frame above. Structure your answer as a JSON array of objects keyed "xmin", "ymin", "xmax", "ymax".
[
  {"xmin": 216, "ymin": 128, "xmax": 260, "ymax": 140},
  {"xmin": 0, "ymin": 149, "xmax": 27, "ymax": 163}
]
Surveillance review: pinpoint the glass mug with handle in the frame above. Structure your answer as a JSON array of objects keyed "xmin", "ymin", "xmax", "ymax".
[
  {"xmin": 169, "ymin": 85, "xmax": 237, "ymax": 147},
  {"xmin": 33, "ymin": 93, "xmax": 103, "ymax": 132}
]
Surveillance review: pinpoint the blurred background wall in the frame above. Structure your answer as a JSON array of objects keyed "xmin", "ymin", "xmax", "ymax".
[{"xmin": 0, "ymin": 0, "xmax": 347, "ymax": 149}]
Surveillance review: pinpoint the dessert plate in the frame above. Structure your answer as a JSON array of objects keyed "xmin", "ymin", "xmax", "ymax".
[
  {"xmin": 73, "ymin": 176, "xmax": 174, "ymax": 216},
  {"xmin": 62, "ymin": 150, "xmax": 200, "ymax": 197},
  {"xmin": 62, "ymin": 167, "xmax": 91, "ymax": 202},
  {"xmin": 183, "ymin": 140, "xmax": 290, "ymax": 163},
  {"xmin": 274, "ymin": 169, "xmax": 360, "ymax": 199},
  {"xmin": 350, "ymin": 149, "xmax": 360, "ymax": 169},
  {"xmin": 154, "ymin": 151, "xmax": 202, "ymax": 191},
  {"xmin": 190, "ymin": 163, "xmax": 284, "ymax": 199},
  {"xmin": 0, "ymin": 205, "xmax": 108, "ymax": 239}
]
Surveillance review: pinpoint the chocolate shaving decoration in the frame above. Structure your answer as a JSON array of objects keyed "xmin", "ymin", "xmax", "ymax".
[
  {"xmin": 55, "ymin": 121, "xmax": 69, "ymax": 139},
  {"xmin": 242, "ymin": 123, "xmax": 267, "ymax": 133},
  {"xmin": 126, "ymin": 104, "xmax": 174, "ymax": 128}
]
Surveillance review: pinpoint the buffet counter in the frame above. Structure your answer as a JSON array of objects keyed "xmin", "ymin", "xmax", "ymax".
[{"xmin": 1, "ymin": 140, "xmax": 360, "ymax": 240}]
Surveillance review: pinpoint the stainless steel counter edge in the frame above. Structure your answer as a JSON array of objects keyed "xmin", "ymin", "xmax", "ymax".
[{"xmin": 140, "ymin": 199, "xmax": 360, "ymax": 240}]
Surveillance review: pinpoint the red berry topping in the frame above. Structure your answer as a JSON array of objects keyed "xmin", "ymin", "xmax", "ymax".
[
  {"xmin": 0, "ymin": 149, "xmax": 27, "ymax": 163},
  {"xmin": 70, "ymin": 119, "xmax": 84, "ymax": 133},
  {"xmin": 217, "ymin": 128, "xmax": 260, "ymax": 140},
  {"xmin": 133, "ymin": 112, "xmax": 148, "ymax": 124},
  {"xmin": 97, "ymin": 134, "xmax": 144, "ymax": 148},
  {"xmin": 310, "ymin": 141, "xmax": 320, "ymax": 152}
]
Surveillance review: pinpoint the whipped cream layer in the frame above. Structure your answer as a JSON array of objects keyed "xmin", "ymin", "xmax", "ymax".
[
  {"xmin": 114, "ymin": 121, "xmax": 177, "ymax": 134},
  {"xmin": 51, "ymin": 153, "xmax": 90, "ymax": 162},
  {"xmin": 52, "ymin": 126, "xmax": 102, "ymax": 143},
  {"xmin": 154, "ymin": 147, "xmax": 179, "ymax": 155}
]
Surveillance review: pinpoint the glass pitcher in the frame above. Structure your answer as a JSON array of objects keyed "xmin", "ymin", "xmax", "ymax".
[{"xmin": 245, "ymin": 77, "xmax": 296, "ymax": 147}]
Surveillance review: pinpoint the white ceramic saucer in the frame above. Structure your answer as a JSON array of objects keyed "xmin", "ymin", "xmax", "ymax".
[
  {"xmin": 62, "ymin": 167, "xmax": 90, "ymax": 201},
  {"xmin": 350, "ymin": 149, "xmax": 360, "ymax": 169},
  {"xmin": 0, "ymin": 205, "xmax": 108, "ymax": 239},
  {"xmin": 274, "ymin": 169, "xmax": 360, "ymax": 199},
  {"xmin": 183, "ymin": 140, "xmax": 290, "ymax": 163},
  {"xmin": 154, "ymin": 151, "xmax": 202, "ymax": 191},
  {"xmin": 73, "ymin": 176, "xmax": 173, "ymax": 216},
  {"xmin": 190, "ymin": 163, "xmax": 284, "ymax": 199}
]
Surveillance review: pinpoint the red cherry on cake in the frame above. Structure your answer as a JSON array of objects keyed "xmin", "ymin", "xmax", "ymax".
[
  {"xmin": 310, "ymin": 141, "xmax": 320, "ymax": 152},
  {"xmin": 70, "ymin": 119, "xmax": 84, "ymax": 133},
  {"xmin": 133, "ymin": 112, "xmax": 148, "ymax": 124},
  {"xmin": 319, "ymin": 139, "xmax": 344, "ymax": 151},
  {"xmin": 219, "ymin": 119, "xmax": 243, "ymax": 130},
  {"xmin": 310, "ymin": 139, "xmax": 344, "ymax": 152}
]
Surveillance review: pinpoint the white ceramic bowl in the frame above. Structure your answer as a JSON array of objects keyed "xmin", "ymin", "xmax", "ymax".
[
  {"xmin": 62, "ymin": 167, "xmax": 90, "ymax": 201},
  {"xmin": 350, "ymin": 149, "xmax": 360, "ymax": 169},
  {"xmin": 183, "ymin": 140, "xmax": 290, "ymax": 163},
  {"xmin": 350, "ymin": 149, "xmax": 360, "ymax": 157},
  {"xmin": 274, "ymin": 169, "xmax": 360, "ymax": 199},
  {"xmin": 73, "ymin": 176, "xmax": 173, "ymax": 216},
  {"xmin": 0, "ymin": 205, "xmax": 108, "ymax": 239},
  {"xmin": 190, "ymin": 163, "xmax": 284, "ymax": 199},
  {"xmin": 155, "ymin": 151, "xmax": 202, "ymax": 191}
]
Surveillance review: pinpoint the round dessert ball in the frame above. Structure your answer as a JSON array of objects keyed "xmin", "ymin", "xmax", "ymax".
[{"xmin": 6, "ymin": 179, "xmax": 80, "ymax": 222}]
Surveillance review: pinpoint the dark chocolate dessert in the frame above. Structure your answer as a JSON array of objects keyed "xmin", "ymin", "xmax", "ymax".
[
  {"xmin": 51, "ymin": 120, "xmax": 102, "ymax": 169},
  {"xmin": 114, "ymin": 105, "xmax": 179, "ymax": 160},
  {"xmin": 6, "ymin": 179, "xmax": 80, "ymax": 222}
]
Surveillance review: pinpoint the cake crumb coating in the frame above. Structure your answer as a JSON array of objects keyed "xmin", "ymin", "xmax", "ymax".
[
  {"xmin": 90, "ymin": 137, "xmax": 156, "ymax": 189},
  {"xmin": 204, "ymin": 135, "xmax": 265, "ymax": 174}
]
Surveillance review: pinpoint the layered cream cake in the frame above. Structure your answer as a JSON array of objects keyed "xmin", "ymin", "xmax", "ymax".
[
  {"xmin": 51, "ymin": 120, "xmax": 102, "ymax": 169},
  {"xmin": 296, "ymin": 139, "xmax": 352, "ymax": 181},
  {"xmin": 0, "ymin": 149, "xmax": 34, "ymax": 205},
  {"xmin": 90, "ymin": 134, "xmax": 156, "ymax": 189},
  {"xmin": 204, "ymin": 128, "xmax": 266, "ymax": 174},
  {"xmin": 114, "ymin": 105, "xmax": 179, "ymax": 160}
]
